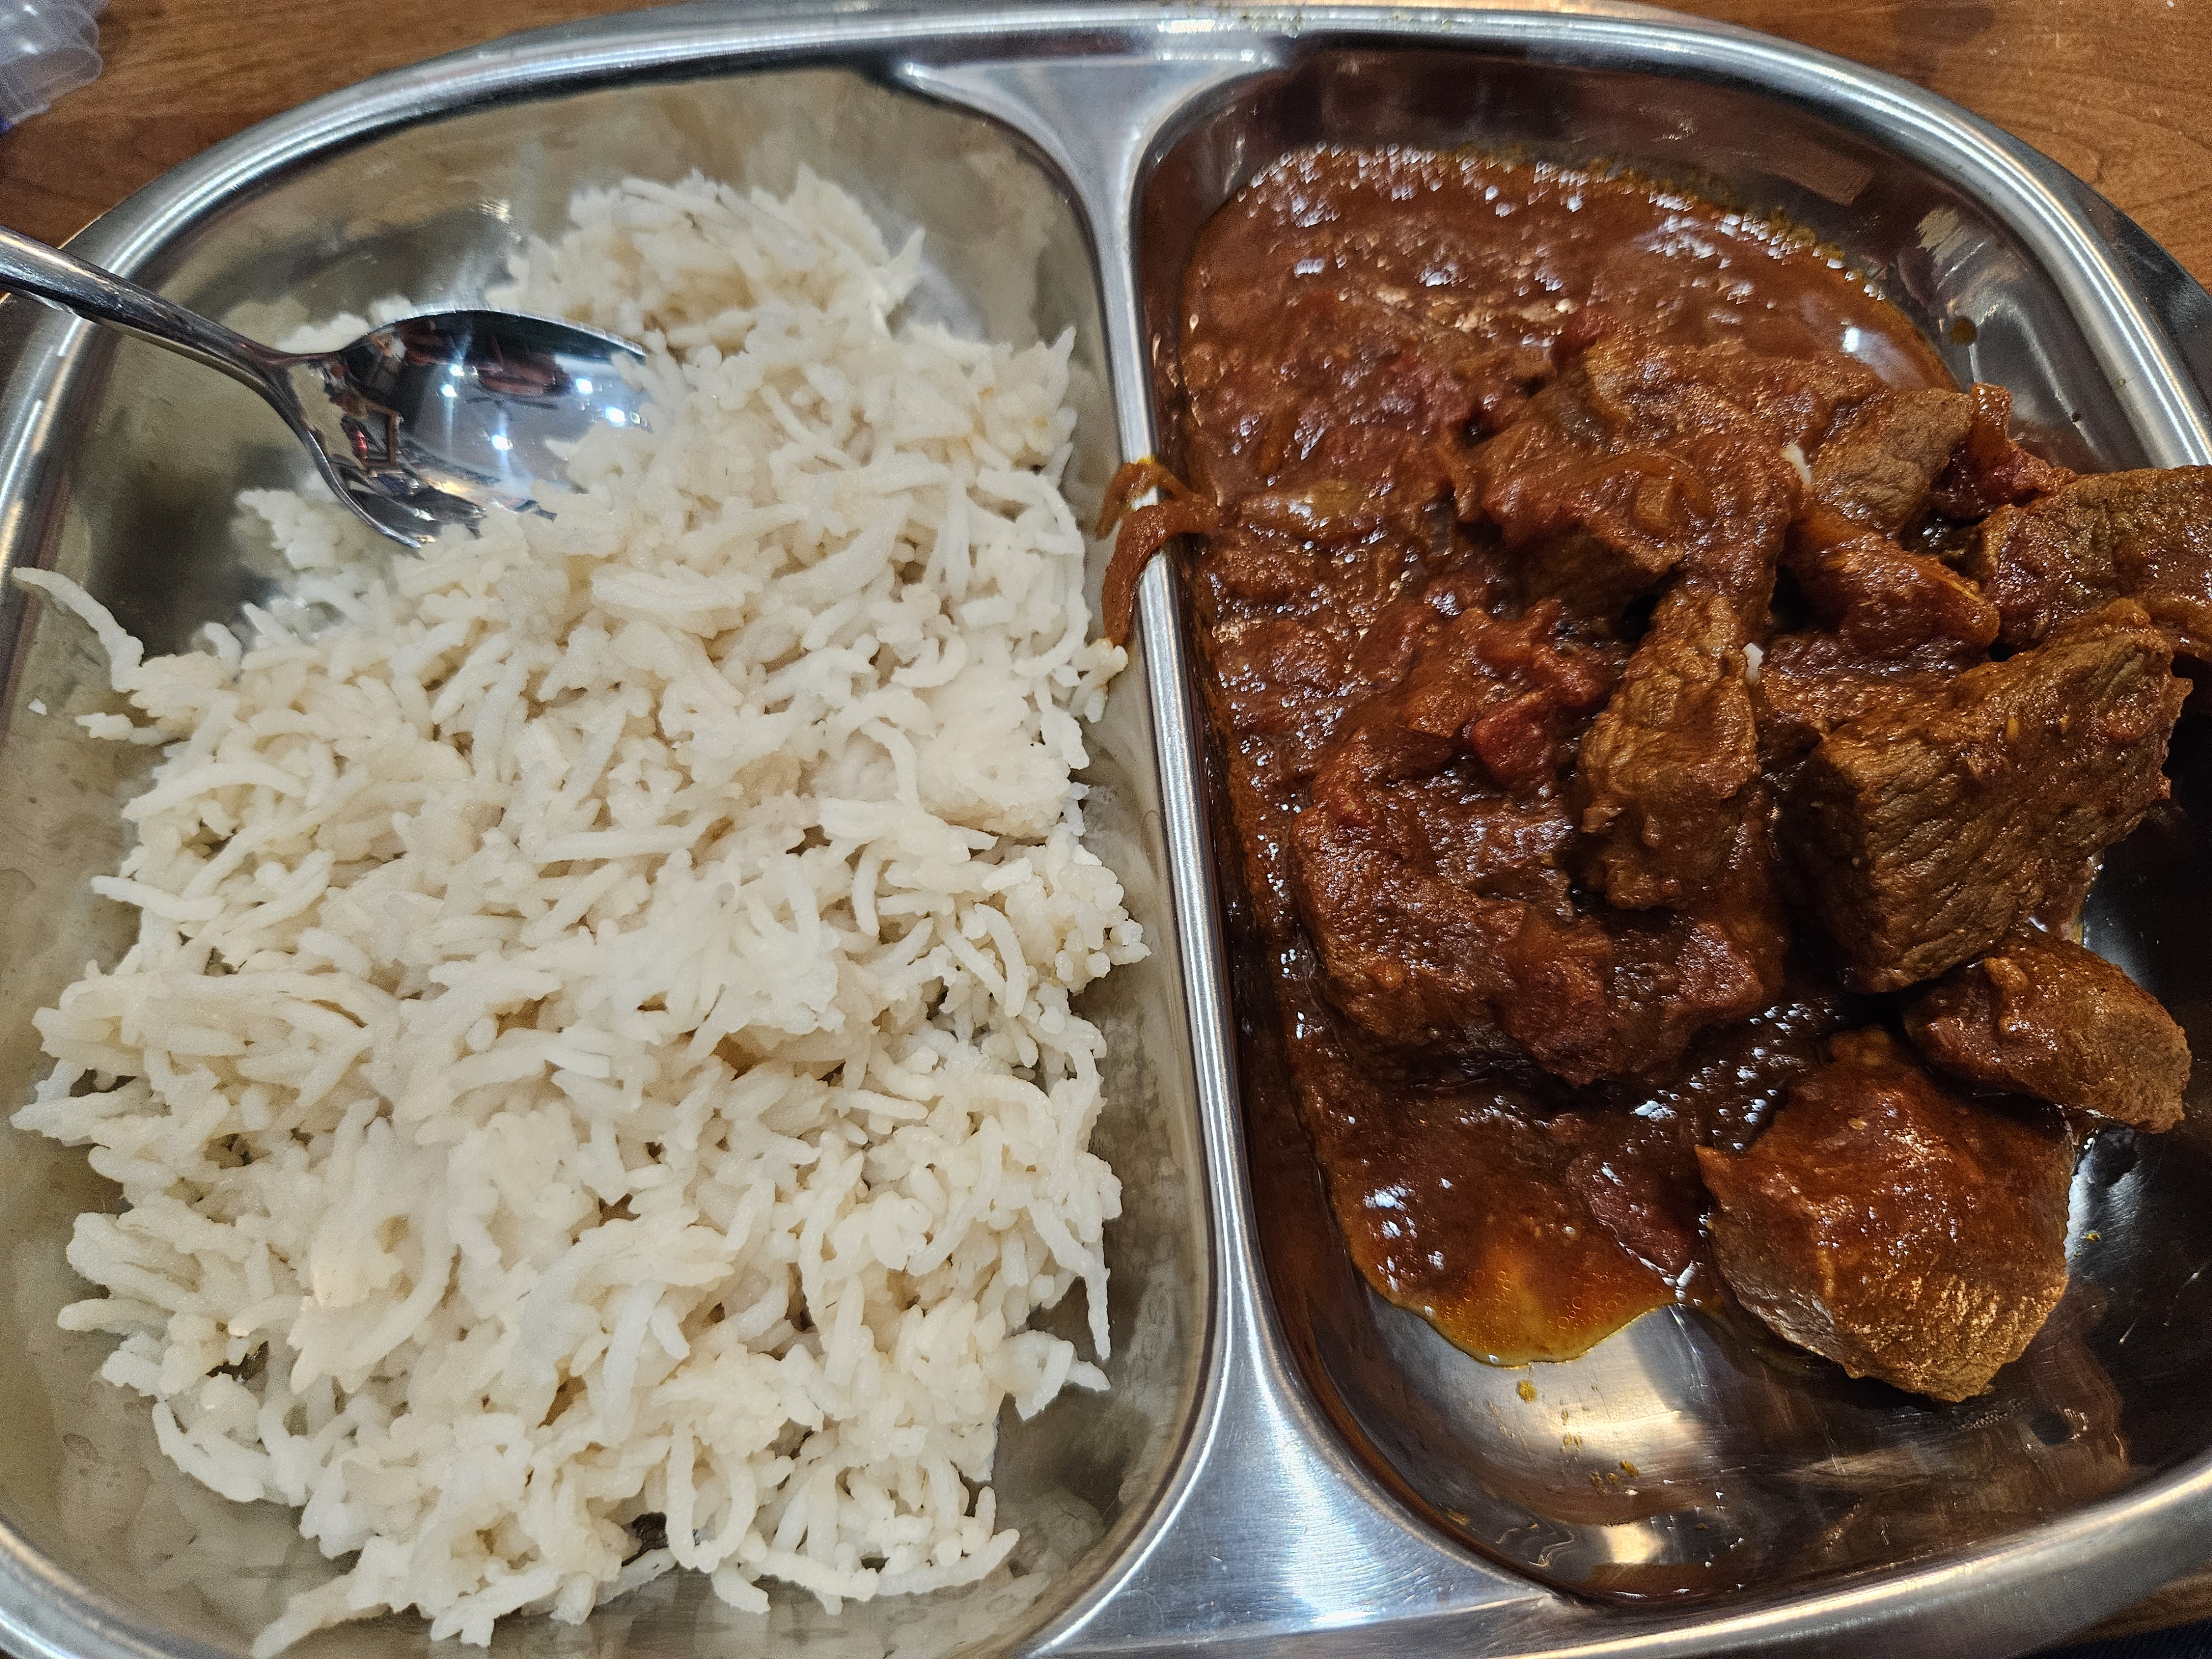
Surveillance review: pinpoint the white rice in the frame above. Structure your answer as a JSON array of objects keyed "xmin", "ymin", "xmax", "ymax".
[{"xmin": 12, "ymin": 169, "xmax": 1141, "ymax": 1652}]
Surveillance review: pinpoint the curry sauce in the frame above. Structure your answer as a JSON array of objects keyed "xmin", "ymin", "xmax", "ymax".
[{"xmin": 1117, "ymin": 148, "xmax": 2200, "ymax": 1389}]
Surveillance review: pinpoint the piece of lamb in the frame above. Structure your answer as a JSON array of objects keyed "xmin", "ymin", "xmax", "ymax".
[
  {"xmin": 1906, "ymin": 933, "xmax": 2191, "ymax": 1131},
  {"xmin": 1699, "ymin": 1027, "xmax": 2074, "ymax": 1402},
  {"xmin": 1573, "ymin": 583, "xmax": 1760, "ymax": 910},
  {"xmin": 1965, "ymin": 465, "xmax": 2212, "ymax": 659},
  {"xmin": 1787, "ymin": 600, "xmax": 2184, "ymax": 992},
  {"xmin": 1811, "ymin": 387, "xmax": 1975, "ymax": 534}
]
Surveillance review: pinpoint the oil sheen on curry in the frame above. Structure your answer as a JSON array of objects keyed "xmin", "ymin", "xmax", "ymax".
[{"xmin": 1104, "ymin": 148, "xmax": 2211, "ymax": 1401}]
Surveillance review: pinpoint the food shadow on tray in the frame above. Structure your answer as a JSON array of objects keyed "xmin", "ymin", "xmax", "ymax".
[{"xmin": 1136, "ymin": 45, "xmax": 2212, "ymax": 1606}]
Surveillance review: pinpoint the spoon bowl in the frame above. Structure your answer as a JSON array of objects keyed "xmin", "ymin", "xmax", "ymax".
[{"xmin": 0, "ymin": 225, "xmax": 648, "ymax": 545}]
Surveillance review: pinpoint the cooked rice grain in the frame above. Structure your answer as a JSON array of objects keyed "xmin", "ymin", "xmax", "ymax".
[{"xmin": 14, "ymin": 168, "xmax": 1141, "ymax": 1652}]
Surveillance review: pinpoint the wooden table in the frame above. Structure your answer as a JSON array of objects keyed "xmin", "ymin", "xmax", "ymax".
[
  {"xmin": 2, "ymin": 0, "xmax": 2208, "ymax": 1648},
  {"xmin": 4, "ymin": 0, "xmax": 2209, "ymax": 284}
]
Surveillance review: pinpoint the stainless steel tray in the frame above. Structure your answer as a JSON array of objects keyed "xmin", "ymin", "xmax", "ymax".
[{"xmin": 0, "ymin": 7, "xmax": 2207, "ymax": 1659}]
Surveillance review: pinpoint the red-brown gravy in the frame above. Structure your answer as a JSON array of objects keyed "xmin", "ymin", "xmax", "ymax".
[{"xmin": 1133, "ymin": 147, "xmax": 2193, "ymax": 1379}]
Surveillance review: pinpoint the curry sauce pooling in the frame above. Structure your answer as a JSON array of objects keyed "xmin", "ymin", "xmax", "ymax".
[{"xmin": 1114, "ymin": 147, "xmax": 2206, "ymax": 1393}]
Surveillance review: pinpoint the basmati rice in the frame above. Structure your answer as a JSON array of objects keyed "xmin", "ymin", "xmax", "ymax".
[{"xmin": 13, "ymin": 168, "xmax": 1142, "ymax": 1652}]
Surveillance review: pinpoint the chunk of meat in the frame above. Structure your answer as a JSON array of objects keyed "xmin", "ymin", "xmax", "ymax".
[
  {"xmin": 1930, "ymin": 382, "xmax": 2077, "ymax": 520},
  {"xmin": 1465, "ymin": 420, "xmax": 1689, "ymax": 619},
  {"xmin": 1598, "ymin": 812, "xmax": 1790, "ymax": 1068},
  {"xmin": 1785, "ymin": 510, "xmax": 2000, "ymax": 665},
  {"xmin": 1463, "ymin": 332, "xmax": 1870, "ymax": 621},
  {"xmin": 1486, "ymin": 815, "xmax": 1786, "ymax": 1087},
  {"xmin": 1965, "ymin": 466, "xmax": 2212, "ymax": 658},
  {"xmin": 1290, "ymin": 582, "xmax": 1786, "ymax": 1083},
  {"xmin": 1789, "ymin": 602, "xmax": 2185, "ymax": 991},
  {"xmin": 1812, "ymin": 387, "xmax": 1974, "ymax": 534},
  {"xmin": 1571, "ymin": 320, "xmax": 1884, "ymax": 448},
  {"xmin": 1290, "ymin": 603, "xmax": 1615, "ymax": 1067},
  {"xmin": 1698, "ymin": 1027, "xmax": 2074, "ymax": 1402},
  {"xmin": 1751, "ymin": 632, "xmax": 1954, "ymax": 768},
  {"xmin": 1290, "ymin": 802, "xmax": 1559, "ymax": 1070},
  {"xmin": 1293, "ymin": 726, "xmax": 1783, "ymax": 1084},
  {"xmin": 1573, "ymin": 584, "xmax": 1759, "ymax": 908},
  {"xmin": 1906, "ymin": 933, "xmax": 2192, "ymax": 1131},
  {"xmin": 1568, "ymin": 1129, "xmax": 1704, "ymax": 1280}
]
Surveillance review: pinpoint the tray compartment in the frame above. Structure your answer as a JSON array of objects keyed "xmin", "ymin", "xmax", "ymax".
[
  {"xmin": 0, "ymin": 62, "xmax": 1213, "ymax": 1659},
  {"xmin": 1131, "ymin": 38, "xmax": 2212, "ymax": 1608}
]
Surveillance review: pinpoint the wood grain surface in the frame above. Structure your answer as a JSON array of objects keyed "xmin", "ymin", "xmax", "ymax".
[
  {"xmin": 1, "ymin": 0, "xmax": 2208, "ymax": 1650},
  {"xmin": 2, "ymin": 0, "xmax": 2208, "ymax": 284},
  {"xmin": 1687, "ymin": 0, "xmax": 2212, "ymax": 288}
]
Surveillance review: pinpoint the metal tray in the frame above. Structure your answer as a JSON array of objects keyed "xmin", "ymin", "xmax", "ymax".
[{"xmin": 0, "ymin": 6, "xmax": 2206, "ymax": 1658}]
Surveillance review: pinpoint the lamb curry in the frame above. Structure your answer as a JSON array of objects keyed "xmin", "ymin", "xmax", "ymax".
[{"xmin": 1105, "ymin": 148, "xmax": 2207, "ymax": 1401}]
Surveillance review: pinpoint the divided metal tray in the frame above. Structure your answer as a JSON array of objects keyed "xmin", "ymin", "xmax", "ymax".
[{"xmin": 0, "ymin": 6, "xmax": 2207, "ymax": 1658}]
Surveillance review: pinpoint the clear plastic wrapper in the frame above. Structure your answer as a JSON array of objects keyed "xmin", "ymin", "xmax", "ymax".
[{"xmin": 0, "ymin": 0, "xmax": 101, "ymax": 133}]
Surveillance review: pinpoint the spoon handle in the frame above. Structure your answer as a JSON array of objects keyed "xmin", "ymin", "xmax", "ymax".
[{"xmin": 0, "ymin": 223, "xmax": 281, "ymax": 391}]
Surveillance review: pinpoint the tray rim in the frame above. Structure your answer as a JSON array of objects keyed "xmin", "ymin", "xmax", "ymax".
[{"xmin": 0, "ymin": 7, "xmax": 2206, "ymax": 1659}]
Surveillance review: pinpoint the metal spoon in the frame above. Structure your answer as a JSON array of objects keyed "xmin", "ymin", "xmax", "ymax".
[{"xmin": 0, "ymin": 223, "xmax": 649, "ymax": 546}]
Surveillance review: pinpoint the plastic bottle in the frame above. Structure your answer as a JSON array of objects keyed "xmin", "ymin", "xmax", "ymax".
[{"xmin": 0, "ymin": 0, "xmax": 102, "ymax": 134}]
